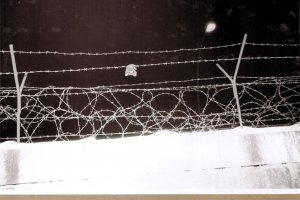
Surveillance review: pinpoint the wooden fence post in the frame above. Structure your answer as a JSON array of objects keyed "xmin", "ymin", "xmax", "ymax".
[
  {"xmin": 9, "ymin": 44, "xmax": 28, "ymax": 143},
  {"xmin": 215, "ymin": 34, "xmax": 247, "ymax": 128}
]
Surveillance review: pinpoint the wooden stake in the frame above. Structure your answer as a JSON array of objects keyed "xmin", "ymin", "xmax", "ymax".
[
  {"xmin": 9, "ymin": 44, "xmax": 27, "ymax": 143},
  {"xmin": 215, "ymin": 34, "xmax": 247, "ymax": 128}
]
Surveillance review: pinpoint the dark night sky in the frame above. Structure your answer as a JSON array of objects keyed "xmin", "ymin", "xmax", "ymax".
[
  {"xmin": 1, "ymin": 0, "xmax": 299, "ymax": 88},
  {"xmin": 0, "ymin": 0, "xmax": 299, "ymax": 140}
]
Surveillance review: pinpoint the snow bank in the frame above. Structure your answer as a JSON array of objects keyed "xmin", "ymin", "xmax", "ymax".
[{"xmin": 1, "ymin": 124, "xmax": 300, "ymax": 192}]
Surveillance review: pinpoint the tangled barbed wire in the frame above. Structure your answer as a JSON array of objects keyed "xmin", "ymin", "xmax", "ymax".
[
  {"xmin": 0, "ymin": 40, "xmax": 299, "ymax": 142},
  {"xmin": 0, "ymin": 76, "xmax": 299, "ymax": 142}
]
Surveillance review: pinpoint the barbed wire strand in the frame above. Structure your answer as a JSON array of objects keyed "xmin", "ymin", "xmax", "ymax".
[
  {"xmin": 1, "ymin": 42, "xmax": 299, "ymax": 56},
  {"xmin": 1, "ymin": 80, "xmax": 300, "ymax": 98},
  {"xmin": 0, "ymin": 56, "xmax": 299, "ymax": 76},
  {"xmin": 1, "ymin": 75, "xmax": 299, "ymax": 91},
  {"xmin": 0, "ymin": 43, "xmax": 242, "ymax": 56},
  {"xmin": 246, "ymin": 42, "xmax": 300, "ymax": 47}
]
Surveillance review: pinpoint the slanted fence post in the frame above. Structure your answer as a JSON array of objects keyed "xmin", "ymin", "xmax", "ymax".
[
  {"xmin": 215, "ymin": 34, "xmax": 247, "ymax": 128},
  {"xmin": 9, "ymin": 44, "xmax": 28, "ymax": 143}
]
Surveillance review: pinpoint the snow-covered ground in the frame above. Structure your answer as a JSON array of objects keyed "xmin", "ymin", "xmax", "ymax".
[{"xmin": 1, "ymin": 124, "xmax": 300, "ymax": 194}]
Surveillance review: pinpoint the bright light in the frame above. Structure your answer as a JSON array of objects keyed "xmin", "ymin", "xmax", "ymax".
[{"xmin": 205, "ymin": 22, "xmax": 216, "ymax": 33}]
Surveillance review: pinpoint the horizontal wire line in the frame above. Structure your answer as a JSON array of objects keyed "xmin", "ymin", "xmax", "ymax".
[
  {"xmin": 0, "ymin": 56, "xmax": 299, "ymax": 76},
  {"xmin": 0, "ymin": 77, "xmax": 228, "ymax": 91},
  {"xmin": 0, "ymin": 43, "xmax": 241, "ymax": 56},
  {"xmin": 1, "ymin": 80, "xmax": 300, "ymax": 97},
  {"xmin": 1, "ymin": 75, "xmax": 299, "ymax": 91},
  {"xmin": 1, "ymin": 81, "xmax": 300, "ymax": 97},
  {"xmin": 2, "ymin": 112, "xmax": 234, "ymax": 120},
  {"xmin": 246, "ymin": 42, "xmax": 300, "ymax": 47},
  {"xmin": 0, "ymin": 41, "xmax": 299, "ymax": 56},
  {"xmin": 0, "ymin": 58, "xmax": 239, "ymax": 75}
]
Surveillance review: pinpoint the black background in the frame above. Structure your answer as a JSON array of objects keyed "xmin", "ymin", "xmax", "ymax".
[
  {"xmin": 0, "ymin": 0, "xmax": 299, "ymax": 140},
  {"xmin": 1, "ymin": 0, "xmax": 299, "ymax": 88}
]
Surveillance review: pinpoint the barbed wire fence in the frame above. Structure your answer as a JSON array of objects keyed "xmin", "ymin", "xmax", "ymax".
[{"xmin": 0, "ymin": 34, "xmax": 300, "ymax": 143}]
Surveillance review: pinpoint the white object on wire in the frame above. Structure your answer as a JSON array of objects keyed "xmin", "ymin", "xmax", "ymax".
[
  {"xmin": 125, "ymin": 64, "xmax": 137, "ymax": 77},
  {"xmin": 205, "ymin": 22, "xmax": 217, "ymax": 33}
]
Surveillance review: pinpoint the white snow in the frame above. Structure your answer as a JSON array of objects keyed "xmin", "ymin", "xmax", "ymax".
[{"xmin": 1, "ymin": 124, "xmax": 300, "ymax": 193}]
